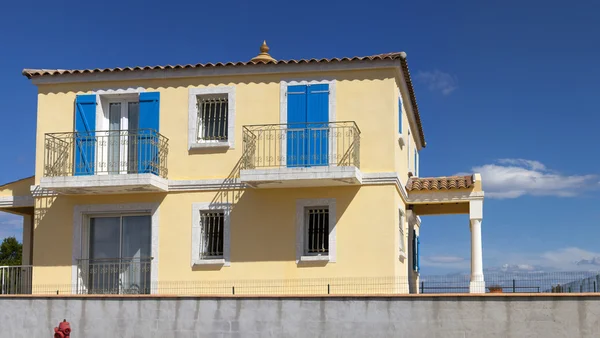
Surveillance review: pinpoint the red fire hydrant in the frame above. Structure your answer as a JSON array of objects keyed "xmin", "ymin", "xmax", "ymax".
[{"xmin": 54, "ymin": 319, "xmax": 71, "ymax": 338}]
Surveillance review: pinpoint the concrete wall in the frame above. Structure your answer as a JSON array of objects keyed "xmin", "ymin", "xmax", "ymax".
[{"xmin": 1, "ymin": 295, "xmax": 598, "ymax": 338}]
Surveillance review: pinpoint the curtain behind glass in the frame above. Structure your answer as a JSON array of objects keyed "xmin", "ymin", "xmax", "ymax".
[{"xmin": 108, "ymin": 103, "xmax": 121, "ymax": 174}]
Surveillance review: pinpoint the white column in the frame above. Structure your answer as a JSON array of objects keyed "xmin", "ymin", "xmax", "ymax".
[{"xmin": 469, "ymin": 199, "xmax": 485, "ymax": 293}]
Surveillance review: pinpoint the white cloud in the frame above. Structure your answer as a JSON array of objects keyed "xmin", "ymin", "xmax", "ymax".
[
  {"xmin": 458, "ymin": 158, "xmax": 597, "ymax": 199},
  {"xmin": 422, "ymin": 255, "xmax": 469, "ymax": 270},
  {"xmin": 427, "ymin": 256, "xmax": 465, "ymax": 263},
  {"xmin": 0, "ymin": 213, "xmax": 23, "ymax": 241},
  {"xmin": 487, "ymin": 247, "xmax": 600, "ymax": 272},
  {"xmin": 415, "ymin": 70, "xmax": 458, "ymax": 95}
]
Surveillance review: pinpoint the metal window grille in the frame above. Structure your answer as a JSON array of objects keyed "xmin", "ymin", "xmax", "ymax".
[
  {"xmin": 197, "ymin": 96, "xmax": 228, "ymax": 142},
  {"xmin": 200, "ymin": 211, "xmax": 225, "ymax": 258},
  {"xmin": 399, "ymin": 211, "xmax": 406, "ymax": 254},
  {"xmin": 305, "ymin": 207, "xmax": 329, "ymax": 254}
]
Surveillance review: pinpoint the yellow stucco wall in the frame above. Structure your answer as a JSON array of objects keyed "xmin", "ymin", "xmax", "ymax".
[
  {"xmin": 394, "ymin": 85, "xmax": 422, "ymax": 184},
  {"xmin": 29, "ymin": 66, "xmax": 420, "ymax": 292},
  {"xmin": 34, "ymin": 69, "xmax": 401, "ymax": 183},
  {"xmin": 32, "ymin": 185, "xmax": 400, "ymax": 287},
  {"xmin": 0, "ymin": 176, "xmax": 34, "ymax": 198}
]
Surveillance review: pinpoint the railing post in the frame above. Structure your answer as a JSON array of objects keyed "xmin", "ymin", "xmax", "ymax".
[
  {"xmin": 232, "ymin": 286, "xmax": 235, "ymax": 295},
  {"xmin": 420, "ymin": 281, "xmax": 424, "ymax": 294},
  {"xmin": 512, "ymin": 279, "xmax": 516, "ymax": 293},
  {"xmin": 327, "ymin": 284, "xmax": 330, "ymax": 295}
]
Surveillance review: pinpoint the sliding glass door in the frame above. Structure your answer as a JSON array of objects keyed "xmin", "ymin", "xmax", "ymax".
[{"xmin": 86, "ymin": 215, "xmax": 151, "ymax": 294}]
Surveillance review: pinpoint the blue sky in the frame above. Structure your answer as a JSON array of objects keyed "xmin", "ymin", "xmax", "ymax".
[{"xmin": 1, "ymin": 0, "xmax": 599, "ymax": 273}]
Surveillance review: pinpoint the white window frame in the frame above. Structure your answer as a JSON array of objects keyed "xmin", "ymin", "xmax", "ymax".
[
  {"xmin": 296, "ymin": 198, "xmax": 336, "ymax": 264},
  {"xmin": 415, "ymin": 150, "xmax": 419, "ymax": 177},
  {"xmin": 399, "ymin": 207, "xmax": 407, "ymax": 259},
  {"xmin": 72, "ymin": 203, "xmax": 160, "ymax": 295},
  {"xmin": 93, "ymin": 88, "xmax": 146, "ymax": 176},
  {"xmin": 188, "ymin": 86, "xmax": 236, "ymax": 151},
  {"xmin": 280, "ymin": 79, "xmax": 337, "ymax": 166},
  {"xmin": 397, "ymin": 88, "xmax": 406, "ymax": 147},
  {"xmin": 191, "ymin": 202, "xmax": 231, "ymax": 267}
]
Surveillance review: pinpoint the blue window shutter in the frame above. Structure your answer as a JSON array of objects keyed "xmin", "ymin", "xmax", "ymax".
[
  {"xmin": 139, "ymin": 92, "xmax": 160, "ymax": 131},
  {"xmin": 74, "ymin": 94, "xmax": 97, "ymax": 175},
  {"xmin": 398, "ymin": 98, "xmax": 403, "ymax": 133},
  {"xmin": 307, "ymin": 84, "xmax": 329, "ymax": 166},
  {"xmin": 286, "ymin": 85, "xmax": 307, "ymax": 167},
  {"xmin": 138, "ymin": 92, "xmax": 160, "ymax": 174},
  {"xmin": 417, "ymin": 236, "xmax": 420, "ymax": 272},
  {"xmin": 412, "ymin": 230, "xmax": 419, "ymax": 272}
]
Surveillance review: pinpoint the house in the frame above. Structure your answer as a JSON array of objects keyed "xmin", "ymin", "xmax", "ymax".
[{"xmin": 0, "ymin": 42, "xmax": 485, "ymax": 295}]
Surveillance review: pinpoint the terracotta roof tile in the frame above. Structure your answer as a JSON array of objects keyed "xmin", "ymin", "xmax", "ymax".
[
  {"xmin": 406, "ymin": 175, "xmax": 474, "ymax": 191},
  {"xmin": 22, "ymin": 51, "xmax": 426, "ymax": 147}
]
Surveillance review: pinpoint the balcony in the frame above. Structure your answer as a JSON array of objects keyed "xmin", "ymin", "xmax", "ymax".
[
  {"xmin": 76, "ymin": 257, "xmax": 152, "ymax": 295},
  {"xmin": 41, "ymin": 129, "xmax": 169, "ymax": 194},
  {"xmin": 240, "ymin": 121, "xmax": 362, "ymax": 188},
  {"xmin": 0, "ymin": 265, "xmax": 32, "ymax": 295}
]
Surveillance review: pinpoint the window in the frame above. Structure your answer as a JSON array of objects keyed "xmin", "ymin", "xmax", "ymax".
[
  {"xmin": 305, "ymin": 207, "xmax": 329, "ymax": 255},
  {"xmin": 106, "ymin": 100, "xmax": 139, "ymax": 174},
  {"xmin": 199, "ymin": 211, "xmax": 224, "ymax": 258},
  {"xmin": 399, "ymin": 209, "xmax": 406, "ymax": 256},
  {"xmin": 398, "ymin": 96, "xmax": 403, "ymax": 133},
  {"xmin": 197, "ymin": 96, "xmax": 228, "ymax": 142},
  {"xmin": 414, "ymin": 149, "xmax": 418, "ymax": 177},
  {"xmin": 191, "ymin": 202, "xmax": 231, "ymax": 266},
  {"xmin": 83, "ymin": 214, "xmax": 152, "ymax": 294},
  {"xmin": 296, "ymin": 198, "xmax": 336, "ymax": 263},
  {"xmin": 188, "ymin": 87, "xmax": 235, "ymax": 150},
  {"xmin": 407, "ymin": 129, "xmax": 411, "ymax": 171}
]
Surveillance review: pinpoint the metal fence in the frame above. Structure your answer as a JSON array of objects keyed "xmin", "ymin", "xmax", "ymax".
[
  {"xmin": 419, "ymin": 271, "xmax": 600, "ymax": 294},
  {"xmin": 5, "ymin": 272, "xmax": 600, "ymax": 296},
  {"xmin": 0, "ymin": 265, "xmax": 32, "ymax": 295},
  {"xmin": 44, "ymin": 129, "xmax": 169, "ymax": 178},
  {"xmin": 241, "ymin": 121, "xmax": 360, "ymax": 169},
  {"xmin": 76, "ymin": 257, "xmax": 152, "ymax": 295}
]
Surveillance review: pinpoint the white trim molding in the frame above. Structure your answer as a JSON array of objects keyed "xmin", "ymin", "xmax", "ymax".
[
  {"xmin": 191, "ymin": 202, "xmax": 232, "ymax": 267},
  {"xmin": 0, "ymin": 196, "xmax": 34, "ymax": 208},
  {"xmin": 40, "ymin": 174, "xmax": 168, "ymax": 195},
  {"xmin": 188, "ymin": 86, "xmax": 236, "ymax": 151},
  {"xmin": 71, "ymin": 203, "xmax": 160, "ymax": 294},
  {"xmin": 409, "ymin": 190, "xmax": 485, "ymax": 204},
  {"xmin": 295, "ymin": 198, "xmax": 337, "ymax": 264},
  {"xmin": 30, "ymin": 59, "xmax": 401, "ymax": 85},
  {"xmin": 398, "ymin": 205, "xmax": 407, "ymax": 260}
]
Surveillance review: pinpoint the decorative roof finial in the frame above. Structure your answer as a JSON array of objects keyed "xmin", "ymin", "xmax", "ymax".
[{"xmin": 251, "ymin": 40, "xmax": 276, "ymax": 63}]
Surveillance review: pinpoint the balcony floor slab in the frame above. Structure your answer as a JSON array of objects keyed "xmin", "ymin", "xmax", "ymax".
[
  {"xmin": 239, "ymin": 166, "xmax": 362, "ymax": 188},
  {"xmin": 40, "ymin": 174, "xmax": 168, "ymax": 194}
]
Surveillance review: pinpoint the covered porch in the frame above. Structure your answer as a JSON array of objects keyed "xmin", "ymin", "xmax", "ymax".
[
  {"xmin": 0, "ymin": 176, "xmax": 35, "ymax": 294},
  {"xmin": 406, "ymin": 173, "xmax": 485, "ymax": 293}
]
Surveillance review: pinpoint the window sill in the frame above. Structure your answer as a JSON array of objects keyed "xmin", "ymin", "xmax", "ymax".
[
  {"xmin": 299, "ymin": 255, "xmax": 330, "ymax": 263},
  {"xmin": 189, "ymin": 142, "xmax": 231, "ymax": 151},
  {"xmin": 398, "ymin": 134, "xmax": 405, "ymax": 147},
  {"xmin": 193, "ymin": 258, "xmax": 226, "ymax": 267},
  {"xmin": 399, "ymin": 251, "xmax": 407, "ymax": 260}
]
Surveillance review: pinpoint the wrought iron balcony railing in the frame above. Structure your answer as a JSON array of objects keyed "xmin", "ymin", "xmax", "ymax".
[
  {"xmin": 76, "ymin": 257, "xmax": 153, "ymax": 295},
  {"xmin": 44, "ymin": 129, "xmax": 168, "ymax": 178},
  {"xmin": 0, "ymin": 265, "xmax": 32, "ymax": 295},
  {"xmin": 241, "ymin": 121, "xmax": 360, "ymax": 170}
]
